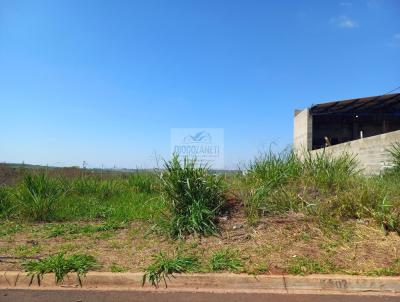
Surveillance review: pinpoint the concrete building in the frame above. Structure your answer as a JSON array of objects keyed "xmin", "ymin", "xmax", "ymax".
[{"xmin": 293, "ymin": 93, "xmax": 400, "ymax": 174}]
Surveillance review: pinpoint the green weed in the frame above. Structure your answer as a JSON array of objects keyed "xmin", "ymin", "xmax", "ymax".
[
  {"xmin": 15, "ymin": 244, "xmax": 41, "ymax": 258},
  {"xmin": 287, "ymin": 256, "xmax": 334, "ymax": 275},
  {"xmin": 46, "ymin": 221, "xmax": 126, "ymax": 238},
  {"xmin": 142, "ymin": 252, "xmax": 199, "ymax": 287},
  {"xmin": 0, "ymin": 221, "xmax": 23, "ymax": 236},
  {"xmin": 209, "ymin": 249, "xmax": 243, "ymax": 272},
  {"xmin": 251, "ymin": 263, "xmax": 269, "ymax": 274},
  {"xmin": 23, "ymin": 253, "xmax": 98, "ymax": 285},
  {"xmin": 110, "ymin": 262, "xmax": 127, "ymax": 272},
  {"xmin": 368, "ymin": 259, "xmax": 400, "ymax": 276}
]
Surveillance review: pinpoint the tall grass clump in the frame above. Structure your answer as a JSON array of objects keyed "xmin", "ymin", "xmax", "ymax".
[
  {"xmin": 157, "ymin": 155, "xmax": 226, "ymax": 238},
  {"xmin": 245, "ymin": 147, "xmax": 400, "ymax": 234},
  {"xmin": 388, "ymin": 142, "xmax": 400, "ymax": 172},
  {"xmin": 15, "ymin": 173, "xmax": 66, "ymax": 222},
  {"xmin": 302, "ymin": 151, "xmax": 358, "ymax": 190},
  {"xmin": 369, "ymin": 145, "xmax": 400, "ymax": 233},
  {"xmin": 71, "ymin": 176, "xmax": 100, "ymax": 195},
  {"xmin": 127, "ymin": 172, "xmax": 158, "ymax": 193},
  {"xmin": 71, "ymin": 176, "xmax": 122, "ymax": 200},
  {"xmin": 370, "ymin": 196, "xmax": 400, "ymax": 235},
  {"xmin": 96, "ymin": 179, "xmax": 122, "ymax": 200},
  {"xmin": 244, "ymin": 149, "xmax": 363, "ymax": 222},
  {"xmin": 244, "ymin": 149, "xmax": 302, "ymax": 219},
  {"xmin": 247, "ymin": 148, "xmax": 302, "ymax": 186},
  {"xmin": 0, "ymin": 186, "xmax": 13, "ymax": 219}
]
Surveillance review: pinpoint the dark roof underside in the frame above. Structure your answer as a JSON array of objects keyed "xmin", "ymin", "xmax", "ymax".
[{"xmin": 310, "ymin": 93, "xmax": 400, "ymax": 116}]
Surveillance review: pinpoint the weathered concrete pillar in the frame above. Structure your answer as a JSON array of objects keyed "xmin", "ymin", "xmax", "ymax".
[{"xmin": 293, "ymin": 109, "xmax": 312, "ymax": 152}]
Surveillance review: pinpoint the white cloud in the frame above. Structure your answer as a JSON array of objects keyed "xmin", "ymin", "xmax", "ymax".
[
  {"xmin": 338, "ymin": 17, "xmax": 359, "ymax": 28},
  {"xmin": 332, "ymin": 15, "xmax": 359, "ymax": 28}
]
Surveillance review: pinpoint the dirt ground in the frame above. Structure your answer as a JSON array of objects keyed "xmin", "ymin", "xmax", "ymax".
[{"xmin": 1, "ymin": 210, "xmax": 399, "ymax": 275}]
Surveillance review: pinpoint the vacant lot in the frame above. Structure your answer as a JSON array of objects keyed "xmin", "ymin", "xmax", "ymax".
[{"xmin": 1, "ymin": 147, "xmax": 400, "ymax": 284}]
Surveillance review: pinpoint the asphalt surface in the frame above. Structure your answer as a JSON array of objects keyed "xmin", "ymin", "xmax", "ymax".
[{"xmin": 1, "ymin": 289, "xmax": 399, "ymax": 302}]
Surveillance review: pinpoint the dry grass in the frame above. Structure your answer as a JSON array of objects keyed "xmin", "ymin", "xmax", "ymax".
[{"xmin": 1, "ymin": 212, "xmax": 399, "ymax": 275}]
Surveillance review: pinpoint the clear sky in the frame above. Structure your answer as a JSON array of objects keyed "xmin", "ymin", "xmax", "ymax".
[{"xmin": 1, "ymin": 0, "xmax": 399, "ymax": 169}]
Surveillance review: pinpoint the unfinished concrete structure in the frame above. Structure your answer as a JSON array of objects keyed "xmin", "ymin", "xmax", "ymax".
[{"xmin": 293, "ymin": 93, "xmax": 400, "ymax": 174}]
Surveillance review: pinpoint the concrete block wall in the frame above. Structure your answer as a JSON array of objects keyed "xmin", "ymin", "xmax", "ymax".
[
  {"xmin": 293, "ymin": 109, "xmax": 312, "ymax": 152},
  {"xmin": 310, "ymin": 130, "xmax": 400, "ymax": 174}
]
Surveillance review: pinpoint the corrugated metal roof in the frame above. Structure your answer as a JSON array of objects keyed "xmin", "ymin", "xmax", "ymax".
[{"xmin": 310, "ymin": 93, "xmax": 400, "ymax": 115}]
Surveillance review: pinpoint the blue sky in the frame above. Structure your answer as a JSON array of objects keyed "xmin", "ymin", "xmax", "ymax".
[{"xmin": 0, "ymin": 0, "xmax": 399, "ymax": 169}]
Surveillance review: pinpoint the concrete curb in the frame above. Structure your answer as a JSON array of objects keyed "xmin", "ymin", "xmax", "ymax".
[{"xmin": 1, "ymin": 272, "xmax": 400, "ymax": 295}]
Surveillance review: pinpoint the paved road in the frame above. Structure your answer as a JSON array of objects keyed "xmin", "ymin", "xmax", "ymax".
[{"xmin": 1, "ymin": 289, "xmax": 399, "ymax": 302}]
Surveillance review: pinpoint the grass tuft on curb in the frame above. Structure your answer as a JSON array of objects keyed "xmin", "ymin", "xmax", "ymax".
[
  {"xmin": 23, "ymin": 252, "xmax": 98, "ymax": 286},
  {"xmin": 142, "ymin": 251, "xmax": 199, "ymax": 287}
]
